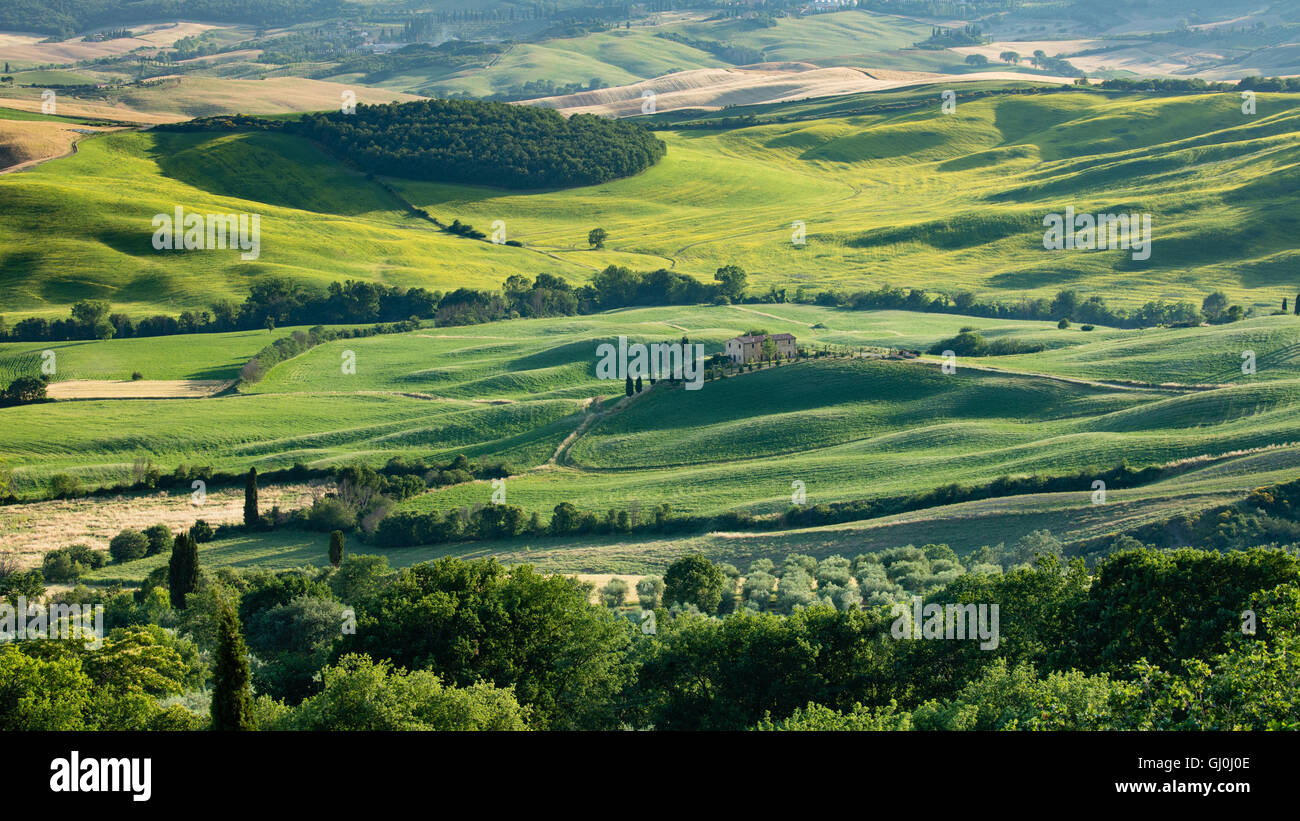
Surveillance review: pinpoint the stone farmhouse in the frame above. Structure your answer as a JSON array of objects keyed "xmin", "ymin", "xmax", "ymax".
[{"xmin": 724, "ymin": 333, "xmax": 797, "ymax": 364}]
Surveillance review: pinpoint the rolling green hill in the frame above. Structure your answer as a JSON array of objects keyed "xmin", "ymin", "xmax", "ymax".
[
  {"xmin": 7, "ymin": 304, "xmax": 1300, "ymax": 512},
  {"xmin": 5, "ymin": 87, "xmax": 1300, "ymax": 320}
]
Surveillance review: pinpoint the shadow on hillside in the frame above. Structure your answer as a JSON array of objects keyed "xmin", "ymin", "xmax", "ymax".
[{"xmin": 146, "ymin": 132, "xmax": 388, "ymax": 217}]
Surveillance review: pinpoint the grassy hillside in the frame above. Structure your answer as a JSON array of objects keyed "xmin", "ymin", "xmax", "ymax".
[
  {"xmin": 6, "ymin": 87, "xmax": 1297, "ymax": 316},
  {"xmin": 0, "ymin": 129, "xmax": 578, "ymax": 315},
  {"xmin": 7, "ymin": 304, "xmax": 1300, "ymax": 517}
]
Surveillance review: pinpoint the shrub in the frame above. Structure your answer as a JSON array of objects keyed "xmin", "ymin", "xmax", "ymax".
[
  {"xmin": 308, "ymin": 497, "xmax": 356, "ymax": 532},
  {"xmin": 108, "ymin": 529, "xmax": 149, "ymax": 563},
  {"xmin": 143, "ymin": 524, "xmax": 173, "ymax": 556},
  {"xmin": 41, "ymin": 544, "xmax": 106, "ymax": 582},
  {"xmin": 636, "ymin": 576, "xmax": 664, "ymax": 610},
  {"xmin": 600, "ymin": 578, "xmax": 628, "ymax": 608},
  {"xmin": 190, "ymin": 520, "xmax": 215, "ymax": 543},
  {"xmin": 49, "ymin": 473, "xmax": 81, "ymax": 499}
]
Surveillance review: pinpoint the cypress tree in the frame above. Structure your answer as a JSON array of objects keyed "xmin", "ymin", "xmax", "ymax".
[
  {"xmin": 635, "ymin": 376, "xmax": 643, "ymax": 392},
  {"xmin": 168, "ymin": 532, "xmax": 199, "ymax": 609},
  {"xmin": 1294, "ymin": 293, "xmax": 1299, "ymax": 315},
  {"xmin": 624, "ymin": 375, "xmax": 633, "ymax": 396},
  {"xmin": 329, "ymin": 529, "xmax": 345, "ymax": 567},
  {"xmin": 244, "ymin": 467, "xmax": 259, "ymax": 527},
  {"xmin": 211, "ymin": 600, "xmax": 254, "ymax": 731}
]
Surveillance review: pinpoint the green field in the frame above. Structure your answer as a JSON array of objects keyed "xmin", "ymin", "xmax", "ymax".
[
  {"xmin": 76, "ymin": 442, "xmax": 1300, "ymax": 582},
  {"xmin": 6, "ymin": 79, "xmax": 1300, "ymax": 577},
  {"xmin": 7, "ymin": 306, "xmax": 1300, "ymax": 552},
  {"xmin": 0, "ymin": 324, "xmax": 331, "ymax": 381},
  {"xmin": 5, "ymin": 87, "xmax": 1300, "ymax": 319}
]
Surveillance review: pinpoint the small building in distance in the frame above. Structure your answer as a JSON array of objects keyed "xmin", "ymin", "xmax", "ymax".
[{"xmin": 725, "ymin": 333, "xmax": 796, "ymax": 364}]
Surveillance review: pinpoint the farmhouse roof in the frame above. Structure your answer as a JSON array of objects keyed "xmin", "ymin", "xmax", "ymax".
[{"xmin": 731, "ymin": 333, "xmax": 796, "ymax": 343}]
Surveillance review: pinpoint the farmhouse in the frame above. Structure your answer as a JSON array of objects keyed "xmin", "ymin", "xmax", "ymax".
[{"xmin": 725, "ymin": 333, "xmax": 796, "ymax": 364}]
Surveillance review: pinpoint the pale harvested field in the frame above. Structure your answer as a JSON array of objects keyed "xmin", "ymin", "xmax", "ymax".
[
  {"xmin": 0, "ymin": 95, "xmax": 182, "ymax": 125},
  {"xmin": 0, "ymin": 483, "xmax": 321, "ymax": 566},
  {"xmin": 1065, "ymin": 47, "xmax": 1231, "ymax": 79},
  {"xmin": 950, "ymin": 41, "xmax": 1221, "ymax": 78},
  {"xmin": 46, "ymin": 379, "xmax": 233, "ymax": 400},
  {"xmin": 0, "ymin": 120, "xmax": 116, "ymax": 172},
  {"xmin": 952, "ymin": 39, "xmax": 1106, "ymax": 62},
  {"xmin": 527, "ymin": 64, "xmax": 1083, "ymax": 116},
  {"xmin": 0, "ymin": 23, "xmax": 230, "ymax": 64},
  {"xmin": 108, "ymin": 76, "xmax": 427, "ymax": 118},
  {"xmin": 0, "ymin": 76, "xmax": 423, "ymax": 123}
]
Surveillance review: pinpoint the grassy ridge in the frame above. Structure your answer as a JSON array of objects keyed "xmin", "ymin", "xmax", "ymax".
[
  {"xmin": 8, "ymin": 305, "xmax": 1300, "ymax": 500},
  {"xmin": 5, "ymin": 89, "xmax": 1300, "ymax": 316}
]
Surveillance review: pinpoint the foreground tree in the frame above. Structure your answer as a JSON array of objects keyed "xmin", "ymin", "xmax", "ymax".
[
  {"xmin": 663, "ymin": 554, "xmax": 726, "ymax": 614},
  {"xmin": 212, "ymin": 600, "xmax": 254, "ymax": 731},
  {"xmin": 338, "ymin": 558, "xmax": 632, "ymax": 729},
  {"xmin": 284, "ymin": 654, "xmax": 527, "ymax": 730}
]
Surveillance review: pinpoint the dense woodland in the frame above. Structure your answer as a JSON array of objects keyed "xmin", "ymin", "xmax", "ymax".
[
  {"xmin": 166, "ymin": 100, "xmax": 666, "ymax": 190},
  {"xmin": 3, "ymin": 522, "xmax": 1297, "ymax": 730},
  {"xmin": 295, "ymin": 100, "xmax": 667, "ymax": 189}
]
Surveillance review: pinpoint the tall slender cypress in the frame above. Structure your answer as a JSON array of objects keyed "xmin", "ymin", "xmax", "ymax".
[
  {"xmin": 168, "ymin": 532, "xmax": 199, "ymax": 609},
  {"xmin": 329, "ymin": 530, "xmax": 345, "ymax": 568},
  {"xmin": 244, "ymin": 467, "xmax": 259, "ymax": 527},
  {"xmin": 211, "ymin": 600, "xmax": 254, "ymax": 731}
]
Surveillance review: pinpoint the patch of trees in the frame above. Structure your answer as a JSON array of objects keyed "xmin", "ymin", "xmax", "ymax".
[
  {"xmin": 655, "ymin": 31, "xmax": 766, "ymax": 65},
  {"xmin": 1077, "ymin": 475, "xmax": 1300, "ymax": 562},
  {"xmin": 915, "ymin": 24, "xmax": 985, "ymax": 49},
  {"xmin": 633, "ymin": 546, "xmax": 1300, "ymax": 730},
  {"xmin": 1100, "ymin": 75, "xmax": 1300, "ymax": 94},
  {"xmin": 430, "ymin": 266, "xmax": 731, "ymax": 327},
  {"xmin": 0, "ymin": 376, "xmax": 49, "ymax": 407},
  {"xmin": 292, "ymin": 99, "xmax": 666, "ymax": 189},
  {"xmin": 161, "ymin": 99, "xmax": 667, "ymax": 190}
]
